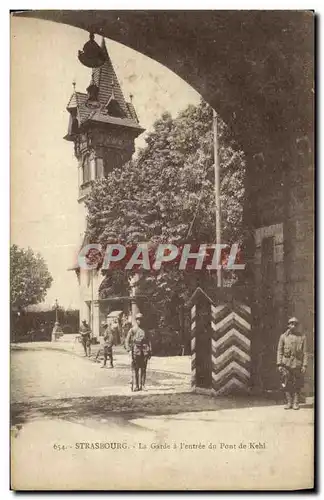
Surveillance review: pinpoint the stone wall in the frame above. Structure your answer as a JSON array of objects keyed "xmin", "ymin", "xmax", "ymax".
[{"xmin": 251, "ymin": 141, "xmax": 314, "ymax": 393}]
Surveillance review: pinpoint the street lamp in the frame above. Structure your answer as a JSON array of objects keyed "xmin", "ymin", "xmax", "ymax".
[
  {"xmin": 54, "ymin": 299, "xmax": 59, "ymax": 323},
  {"xmin": 78, "ymin": 33, "xmax": 106, "ymax": 68}
]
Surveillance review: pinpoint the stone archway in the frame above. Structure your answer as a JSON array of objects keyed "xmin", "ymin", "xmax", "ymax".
[
  {"xmin": 14, "ymin": 10, "xmax": 313, "ymax": 154},
  {"xmin": 13, "ymin": 10, "xmax": 314, "ymax": 391}
]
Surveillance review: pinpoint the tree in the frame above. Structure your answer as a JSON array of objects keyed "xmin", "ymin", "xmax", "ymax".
[
  {"xmin": 85, "ymin": 99, "xmax": 245, "ymax": 337},
  {"xmin": 87, "ymin": 100, "xmax": 244, "ymax": 245},
  {"xmin": 10, "ymin": 244, "xmax": 53, "ymax": 310}
]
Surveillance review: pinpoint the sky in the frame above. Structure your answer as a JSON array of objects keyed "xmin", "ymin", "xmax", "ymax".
[{"xmin": 11, "ymin": 16, "xmax": 201, "ymax": 309}]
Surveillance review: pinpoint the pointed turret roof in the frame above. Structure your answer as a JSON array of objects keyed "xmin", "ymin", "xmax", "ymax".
[
  {"xmin": 65, "ymin": 38, "xmax": 144, "ymax": 138},
  {"xmin": 66, "ymin": 92, "xmax": 78, "ymax": 110},
  {"xmin": 92, "ymin": 38, "xmax": 129, "ymax": 116},
  {"xmin": 66, "ymin": 81, "xmax": 79, "ymax": 110}
]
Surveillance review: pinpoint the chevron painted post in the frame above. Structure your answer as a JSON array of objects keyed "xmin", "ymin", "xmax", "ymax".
[
  {"xmin": 211, "ymin": 302, "xmax": 252, "ymax": 395},
  {"xmin": 191, "ymin": 304, "xmax": 196, "ymax": 388}
]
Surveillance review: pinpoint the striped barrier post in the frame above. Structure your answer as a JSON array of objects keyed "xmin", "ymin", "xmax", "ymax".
[
  {"xmin": 211, "ymin": 302, "xmax": 251, "ymax": 395},
  {"xmin": 191, "ymin": 304, "xmax": 196, "ymax": 388}
]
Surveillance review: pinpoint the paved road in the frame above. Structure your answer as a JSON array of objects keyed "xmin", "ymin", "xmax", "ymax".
[
  {"xmin": 10, "ymin": 345, "xmax": 314, "ymax": 491},
  {"xmin": 11, "ymin": 344, "xmax": 191, "ymax": 402}
]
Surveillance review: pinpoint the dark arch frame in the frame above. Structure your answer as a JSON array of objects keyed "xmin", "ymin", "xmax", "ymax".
[{"xmin": 14, "ymin": 10, "xmax": 314, "ymax": 156}]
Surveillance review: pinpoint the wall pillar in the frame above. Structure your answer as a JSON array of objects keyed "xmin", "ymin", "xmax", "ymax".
[
  {"xmin": 79, "ymin": 298, "xmax": 90, "ymax": 326},
  {"xmin": 92, "ymin": 301, "xmax": 100, "ymax": 339}
]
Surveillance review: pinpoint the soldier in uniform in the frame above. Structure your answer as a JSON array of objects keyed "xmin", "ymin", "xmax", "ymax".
[
  {"xmin": 101, "ymin": 320, "xmax": 115, "ymax": 368},
  {"xmin": 125, "ymin": 313, "xmax": 151, "ymax": 391},
  {"xmin": 277, "ymin": 317, "xmax": 307, "ymax": 410},
  {"xmin": 79, "ymin": 319, "xmax": 91, "ymax": 357},
  {"xmin": 95, "ymin": 320, "xmax": 108, "ymax": 363}
]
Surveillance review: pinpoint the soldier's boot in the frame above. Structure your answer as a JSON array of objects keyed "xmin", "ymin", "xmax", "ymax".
[
  {"xmin": 141, "ymin": 370, "xmax": 146, "ymax": 390},
  {"xmin": 293, "ymin": 392, "xmax": 300, "ymax": 410},
  {"xmin": 101, "ymin": 353, "xmax": 107, "ymax": 367},
  {"xmin": 284, "ymin": 392, "xmax": 293, "ymax": 409},
  {"xmin": 133, "ymin": 370, "xmax": 140, "ymax": 391}
]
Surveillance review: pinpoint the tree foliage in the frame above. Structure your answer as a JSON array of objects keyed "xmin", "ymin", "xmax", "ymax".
[
  {"xmin": 86, "ymin": 99, "xmax": 245, "ymax": 330},
  {"xmin": 10, "ymin": 244, "xmax": 53, "ymax": 310}
]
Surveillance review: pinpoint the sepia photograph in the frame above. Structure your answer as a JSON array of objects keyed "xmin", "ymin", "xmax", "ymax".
[{"xmin": 10, "ymin": 10, "xmax": 314, "ymax": 491}]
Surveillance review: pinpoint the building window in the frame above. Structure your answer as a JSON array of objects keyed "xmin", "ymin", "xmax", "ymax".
[
  {"xmin": 96, "ymin": 158, "xmax": 104, "ymax": 179},
  {"xmin": 90, "ymin": 157, "xmax": 96, "ymax": 181},
  {"xmin": 82, "ymin": 155, "xmax": 91, "ymax": 184},
  {"xmin": 103, "ymin": 149, "xmax": 123, "ymax": 176}
]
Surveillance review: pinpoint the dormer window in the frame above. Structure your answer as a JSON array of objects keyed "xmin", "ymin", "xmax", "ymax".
[
  {"xmin": 105, "ymin": 98, "xmax": 125, "ymax": 118},
  {"xmin": 86, "ymin": 82, "xmax": 99, "ymax": 103}
]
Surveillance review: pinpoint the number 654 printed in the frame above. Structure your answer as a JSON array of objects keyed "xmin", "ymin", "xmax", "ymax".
[{"xmin": 53, "ymin": 443, "xmax": 71, "ymax": 451}]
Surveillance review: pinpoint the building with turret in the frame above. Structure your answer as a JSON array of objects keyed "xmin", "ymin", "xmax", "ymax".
[{"xmin": 65, "ymin": 38, "xmax": 144, "ymax": 338}]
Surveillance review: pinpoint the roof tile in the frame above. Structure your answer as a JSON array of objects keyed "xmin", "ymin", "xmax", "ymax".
[{"xmin": 66, "ymin": 38, "xmax": 144, "ymax": 135}]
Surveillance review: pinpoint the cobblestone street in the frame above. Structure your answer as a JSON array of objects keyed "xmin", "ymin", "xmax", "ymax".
[{"xmin": 11, "ymin": 343, "xmax": 314, "ymax": 490}]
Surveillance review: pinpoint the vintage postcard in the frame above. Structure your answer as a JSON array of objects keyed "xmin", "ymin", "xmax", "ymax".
[{"xmin": 10, "ymin": 10, "xmax": 314, "ymax": 491}]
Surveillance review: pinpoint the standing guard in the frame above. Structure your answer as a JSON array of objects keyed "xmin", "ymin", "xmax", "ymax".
[
  {"xmin": 277, "ymin": 317, "xmax": 307, "ymax": 410},
  {"xmin": 79, "ymin": 319, "xmax": 92, "ymax": 357},
  {"xmin": 101, "ymin": 320, "xmax": 115, "ymax": 368},
  {"xmin": 125, "ymin": 313, "xmax": 151, "ymax": 391}
]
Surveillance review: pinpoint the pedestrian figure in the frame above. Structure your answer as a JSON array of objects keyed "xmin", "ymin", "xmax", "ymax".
[
  {"xmin": 277, "ymin": 317, "xmax": 307, "ymax": 410},
  {"xmin": 79, "ymin": 320, "xmax": 91, "ymax": 357},
  {"xmin": 125, "ymin": 313, "xmax": 151, "ymax": 391},
  {"xmin": 101, "ymin": 321, "xmax": 115, "ymax": 368}
]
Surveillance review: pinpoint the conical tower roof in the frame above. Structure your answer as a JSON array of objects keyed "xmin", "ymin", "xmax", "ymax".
[
  {"xmin": 91, "ymin": 38, "xmax": 129, "ymax": 116},
  {"xmin": 65, "ymin": 37, "xmax": 144, "ymax": 137}
]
